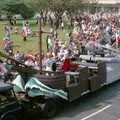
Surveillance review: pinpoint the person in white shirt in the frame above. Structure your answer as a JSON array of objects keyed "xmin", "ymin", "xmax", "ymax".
[
  {"xmin": 61, "ymin": 22, "xmax": 64, "ymax": 30},
  {"xmin": 43, "ymin": 53, "xmax": 56, "ymax": 71},
  {"xmin": 46, "ymin": 35, "xmax": 53, "ymax": 51}
]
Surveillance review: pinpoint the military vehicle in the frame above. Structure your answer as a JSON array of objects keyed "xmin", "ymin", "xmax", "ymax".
[{"xmin": 1, "ymin": 49, "xmax": 120, "ymax": 118}]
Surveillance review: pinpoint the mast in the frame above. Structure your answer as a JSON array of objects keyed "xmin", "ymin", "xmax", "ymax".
[
  {"xmin": 39, "ymin": 15, "xmax": 42, "ymax": 74},
  {"xmin": 38, "ymin": 13, "xmax": 52, "ymax": 74}
]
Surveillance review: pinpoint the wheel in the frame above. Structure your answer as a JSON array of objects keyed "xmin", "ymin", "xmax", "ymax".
[
  {"xmin": 2, "ymin": 115, "xmax": 17, "ymax": 120},
  {"xmin": 41, "ymin": 99, "xmax": 57, "ymax": 118}
]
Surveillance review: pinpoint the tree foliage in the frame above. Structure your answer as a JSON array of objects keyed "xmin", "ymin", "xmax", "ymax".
[
  {"xmin": 0, "ymin": 0, "xmax": 35, "ymax": 19},
  {"xmin": 0, "ymin": 0, "xmax": 99, "ymax": 19},
  {"xmin": 25, "ymin": 0, "xmax": 82, "ymax": 13}
]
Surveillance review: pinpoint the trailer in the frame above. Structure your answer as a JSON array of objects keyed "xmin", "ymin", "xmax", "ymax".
[
  {"xmin": 21, "ymin": 57, "xmax": 120, "ymax": 118},
  {"xmin": 1, "ymin": 50, "xmax": 120, "ymax": 118}
]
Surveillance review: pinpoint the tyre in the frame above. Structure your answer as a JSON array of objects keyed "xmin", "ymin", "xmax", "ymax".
[
  {"xmin": 41, "ymin": 99, "xmax": 57, "ymax": 118},
  {"xmin": 2, "ymin": 115, "xmax": 17, "ymax": 120}
]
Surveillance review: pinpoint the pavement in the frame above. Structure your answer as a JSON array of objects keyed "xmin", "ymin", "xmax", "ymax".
[{"xmin": 49, "ymin": 80, "xmax": 120, "ymax": 120}]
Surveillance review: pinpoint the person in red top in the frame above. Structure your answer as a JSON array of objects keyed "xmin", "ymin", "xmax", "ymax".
[
  {"xmin": 61, "ymin": 57, "xmax": 79, "ymax": 72},
  {"xmin": 116, "ymin": 36, "xmax": 120, "ymax": 48},
  {"xmin": 61, "ymin": 58, "xmax": 72, "ymax": 72}
]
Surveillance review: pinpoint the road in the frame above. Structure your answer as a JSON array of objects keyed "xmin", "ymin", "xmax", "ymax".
[{"xmin": 47, "ymin": 80, "xmax": 120, "ymax": 120}]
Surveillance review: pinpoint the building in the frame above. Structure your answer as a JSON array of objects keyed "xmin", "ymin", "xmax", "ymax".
[
  {"xmin": 82, "ymin": 0, "xmax": 120, "ymax": 13},
  {"xmin": 97, "ymin": 0, "xmax": 120, "ymax": 4}
]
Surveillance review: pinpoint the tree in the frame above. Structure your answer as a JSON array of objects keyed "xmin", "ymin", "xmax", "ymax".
[
  {"xmin": 25, "ymin": 0, "xmax": 82, "ymax": 28},
  {"xmin": 1, "ymin": 0, "xmax": 35, "ymax": 20},
  {"xmin": 24, "ymin": 0, "xmax": 50, "ymax": 11},
  {"xmin": 17, "ymin": 4, "xmax": 35, "ymax": 19},
  {"xmin": 82, "ymin": 0, "xmax": 99, "ymax": 14}
]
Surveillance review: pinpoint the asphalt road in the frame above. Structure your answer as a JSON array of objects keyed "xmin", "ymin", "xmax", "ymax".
[{"xmin": 46, "ymin": 80, "xmax": 120, "ymax": 120}]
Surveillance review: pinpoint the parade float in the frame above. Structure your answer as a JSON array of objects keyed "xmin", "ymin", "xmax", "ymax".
[
  {"xmin": 0, "ymin": 50, "xmax": 106, "ymax": 118},
  {"xmin": 1, "ymin": 42, "xmax": 120, "ymax": 118},
  {"xmin": 1, "ymin": 18, "xmax": 120, "ymax": 118}
]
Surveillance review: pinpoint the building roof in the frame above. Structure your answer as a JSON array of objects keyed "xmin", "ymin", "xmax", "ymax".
[
  {"xmin": 98, "ymin": 0, "xmax": 120, "ymax": 4},
  {"xmin": 82, "ymin": 0, "xmax": 120, "ymax": 4}
]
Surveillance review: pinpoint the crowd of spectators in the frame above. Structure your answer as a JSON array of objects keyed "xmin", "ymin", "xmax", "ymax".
[{"xmin": 1, "ymin": 11, "xmax": 120, "ymax": 77}]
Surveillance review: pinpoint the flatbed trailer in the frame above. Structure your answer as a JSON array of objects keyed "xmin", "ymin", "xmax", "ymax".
[
  {"xmin": 28, "ymin": 58, "xmax": 120, "ymax": 118},
  {"xmin": 1, "ymin": 50, "xmax": 120, "ymax": 118}
]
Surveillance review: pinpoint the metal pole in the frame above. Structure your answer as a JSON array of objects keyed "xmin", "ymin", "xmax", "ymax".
[
  {"xmin": 38, "ymin": 14, "xmax": 52, "ymax": 74},
  {"xmin": 39, "ymin": 16, "xmax": 42, "ymax": 74}
]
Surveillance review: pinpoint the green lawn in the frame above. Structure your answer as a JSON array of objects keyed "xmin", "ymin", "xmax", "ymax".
[{"xmin": 0, "ymin": 20, "xmax": 72, "ymax": 54}]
